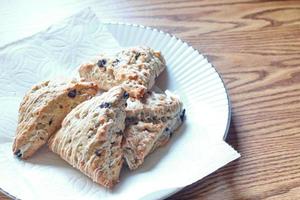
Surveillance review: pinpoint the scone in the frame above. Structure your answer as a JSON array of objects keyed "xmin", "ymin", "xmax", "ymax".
[
  {"xmin": 123, "ymin": 91, "xmax": 185, "ymax": 170},
  {"xmin": 48, "ymin": 86, "xmax": 128, "ymax": 189},
  {"xmin": 79, "ymin": 46, "xmax": 166, "ymax": 98},
  {"xmin": 123, "ymin": 117, "xmax": 182, "ymax": 170},
  {"xmin": 13, "ymin": 79, "xmax": 98, "ymax": 159}
]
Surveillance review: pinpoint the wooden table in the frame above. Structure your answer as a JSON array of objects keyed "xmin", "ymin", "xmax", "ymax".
[{"xmin": 1, "ymin": 0, "xmax": 300, "ymax": 199}]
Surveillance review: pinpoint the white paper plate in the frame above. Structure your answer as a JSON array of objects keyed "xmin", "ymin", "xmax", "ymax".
[{"xmin": 0, "ymin": 10, "xmax": 236, "ymax": 200}]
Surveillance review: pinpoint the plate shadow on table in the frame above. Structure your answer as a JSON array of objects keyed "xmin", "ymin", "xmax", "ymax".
[
  {"xmin": 225, "ymin": 117, "xmax": 240, "ymax": 151},
  {"xmin": 166, "ymin": 118, "xmax": 242, "ymax": 199}
]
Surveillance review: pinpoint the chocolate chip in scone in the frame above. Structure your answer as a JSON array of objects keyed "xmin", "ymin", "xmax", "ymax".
[
  {"xmin": 116, "ymin": 131, "xmax": 123, "ymax": 135},
  {"xmin": 14, "ymin": 149, "xmax": 20, "ymax": 155},
  {"xmin": 97, "ymin": 59, "xmax": 107, "ymax": 68},
  {"xmin": 170, "ymin": 132, "xmax": 174, "ymax": 138},
  {"xmin": 14, "ymin": 149, "xmax": 22, "ymax": 158},
  {"xmin": 59, "ymin": 105, "xmax": 63, "ymax": 109},
  {"xmin": 165, "ymin": 127, "xmax": 170, "ymax": 132},
  {"xmin": 126, "ymin": 117, "xmax": 134, "ymax": 122},
  {"xmin": 180, "ymin": 109, "xmax": 186, "ymax": 122},
  {"xmin": 112, "ymin": 58, "xmax": 120, "ymax": 66},
  {"xmin": 161, "ymin": 117, "xmax": 167, "ymax": 122},
  {"xmin": 67, "ymin": 89, "xmax": 77, "ymax": 98},
  {"xmin": 126, "ymin": 117, "xmax": 138, "ymax": 125},
  {"xmin": 135, "ymin": 52, "xmax": 141, "ymax": 60},
  {"xmin": 99, "ymin": 102, "xmax": 111, "ymax": 108},
  {"xmin": 95, "ymin": 149, "xmax": 101, "ymax": 156},
  {"xmin": 48, "ymin": 119, "xmax": 53, "ymax": 125},
  {"xmin": 123, "ymin": 92, "xmax": 129, "ymax": 99}
]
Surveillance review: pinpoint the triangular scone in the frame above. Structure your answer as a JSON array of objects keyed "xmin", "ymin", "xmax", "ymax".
[
  {"xmin": 13, "ymin": 79, "xmax": 98, "ymax": 159},
  {"xmin": 123, "ymin": 115, "xmax": 182, "ymax": 170},
  {"xmin": 48, "ymin": 87, "xmax": 128, "ymax": 189},
  {"xmin": 79, "ymin": 46, "xmax": 166, "ymax": 98},
  {"xmin": 123, "ymin": 91, "xmax": 184, "ymax": 170}
]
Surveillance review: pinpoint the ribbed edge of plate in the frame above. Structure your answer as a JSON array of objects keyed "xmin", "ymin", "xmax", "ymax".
[{"xmin": 105, "ymin": 22, "xmax": 231, "ymax": 140}]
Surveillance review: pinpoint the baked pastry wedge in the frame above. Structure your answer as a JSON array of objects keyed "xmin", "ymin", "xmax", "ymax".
[
  {"xmin": 79, "ymin": 46, "xmax": 166, "ymax": 98},
  {"xmin": 122, "ymin": 117, "xmax": 182, "ymax": 170},
  {"xmin": 13, "ymin": 79, "xmax": 98, "ymax": 159},
  {"xmin": 123, "ymin": 91, "xmax": 185, "ymax": 170},
  {"xmin": 48, "ymin": 86, "xmax": 128, "ymax": 188}
]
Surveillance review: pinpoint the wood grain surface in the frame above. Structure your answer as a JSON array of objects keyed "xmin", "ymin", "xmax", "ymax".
[{"xmin": 1, "ymin": 0, "xmax": 300, "ymax": 199}]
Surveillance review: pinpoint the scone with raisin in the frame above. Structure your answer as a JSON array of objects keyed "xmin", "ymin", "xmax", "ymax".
[
  {"xmin": 79, "ymin": 46, "xmax": 166, "ymax": 98},
  {"xmin": 12, "ymin": 79, "xmax": 98, "ymax": 159},
  {"xmin": 48, "ymin": 86, "xmax": 128, "ymax": 189},
  {"xmin": 123, "ymin": 91, "xmax": 185, "ymax": 170}
]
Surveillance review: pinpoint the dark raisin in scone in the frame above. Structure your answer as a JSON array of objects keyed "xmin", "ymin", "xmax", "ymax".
[{"xmin": 12, "ymin": 79, "xmax": 98, "ymax": 159}]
